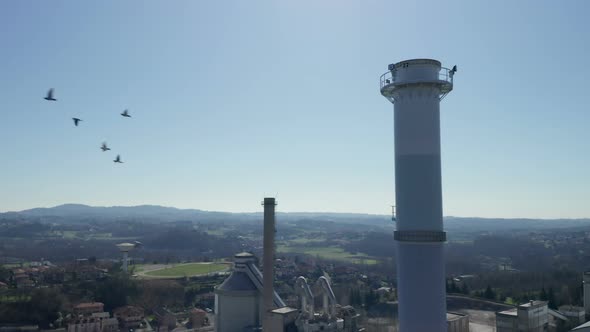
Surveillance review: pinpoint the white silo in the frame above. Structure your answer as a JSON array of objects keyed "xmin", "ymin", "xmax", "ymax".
[{"xmin": 380, "ymin": 59, "xmax": 455, "ymax": 331}]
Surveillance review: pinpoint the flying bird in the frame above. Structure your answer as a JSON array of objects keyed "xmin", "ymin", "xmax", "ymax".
[
  {"xmin": 101, "ymin": 142, "xmax": 111, "ymax": 152},
  {"xmin": 72, "ymin": 118, "xmax": 82, "ymax": 126},
  {"xmin": 121, "ymin": 109, "xmax": 131, "ymax": 117},
  {"xmin": 44, "ymin": 89, "xmax": 57, "ymax": 101},
  {"xmin": 113, "ymin": 155, "xmax": 123, "ymax": 163}
]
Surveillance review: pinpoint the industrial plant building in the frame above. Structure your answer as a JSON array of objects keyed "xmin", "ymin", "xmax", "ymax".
[
  {"xmin": 214, "ymin": 198, "xmax": 362, "ymax": 332},
  {"xmin": 566, "ymin": 272, "xmax": 590, "ymax": 331},
  {"xmin": 494, "ymin": 271, "xmax": 590, "ymax": 331},
  {"xmin": 214, "ymin": 252, "xmax": 285, "ymax": 332},
  {"xmin": 214, "ymin": 252, "xmax": 361, "ymax": 332}
]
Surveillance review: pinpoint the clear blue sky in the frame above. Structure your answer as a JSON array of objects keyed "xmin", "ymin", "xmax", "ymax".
[{"xmin": 1, "ymin": 1, "xmax": 589, "ymax": 218}]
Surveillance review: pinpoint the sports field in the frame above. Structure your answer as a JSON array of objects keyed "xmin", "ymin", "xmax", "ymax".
[{"xmin": 143, "ymin": 262, "xmax": 229, "ymax": 277}]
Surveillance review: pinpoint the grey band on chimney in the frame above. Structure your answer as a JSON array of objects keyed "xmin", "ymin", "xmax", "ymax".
[{"xmin": 394, "ymin": 230, "xmax": 446, "ymax": 242}]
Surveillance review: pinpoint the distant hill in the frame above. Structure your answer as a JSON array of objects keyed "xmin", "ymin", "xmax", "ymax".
[
  {"xmin": 0, "ymin": 204, "xmax": 391, "ymax": 225},
  {"xmin": 0, "ymin": 204, "xmax": 246, "ymax": 223},
  {"xmin": 1, "ymin": 204, "xmax": 589, "ymax": 232}
]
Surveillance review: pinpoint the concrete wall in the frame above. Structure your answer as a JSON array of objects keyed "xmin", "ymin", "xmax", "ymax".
[
  {"xmin": 496, "ymin": 315, "xmax": 517, "ymax": 332},
  {"xmin": 518, "ymin": 305, "xmax": 548, "ymax": 331}
]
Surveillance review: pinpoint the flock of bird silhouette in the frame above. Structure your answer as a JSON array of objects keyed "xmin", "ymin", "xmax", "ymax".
[{"xmin": 44, "ymin": 88, "xmax": 130, "ymax": 164}]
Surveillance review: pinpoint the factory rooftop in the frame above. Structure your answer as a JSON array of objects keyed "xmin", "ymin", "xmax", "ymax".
[
  {"xmin": 271, "ymin": 307, "xmax": 298, "ymax": 314},
  {"xmin": 572, "ymin": 321, "xmax": 590, "ymax": 331},
  {"xmin": 446, "ymin": 312, "xmax": 467, "ymax": 321},
  {"xmin": 496, "ymin": 308, "xmax": 518, "ymax": 317},
  {"xmin": 518, "ymin": 300, "xmax": 546, "ymax": 308},
  {"xmin": 216, "ymin": 270, "xmax": 258, "ymax": 292},
  {"xmin": 558, "ymin": 305, "xmax": 585, "ymax": 312}
]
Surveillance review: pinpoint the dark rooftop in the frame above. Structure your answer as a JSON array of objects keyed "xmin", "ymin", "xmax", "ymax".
[{"xmin": 217, "ymin": 271, "xmax": 257, "ymax": 292}]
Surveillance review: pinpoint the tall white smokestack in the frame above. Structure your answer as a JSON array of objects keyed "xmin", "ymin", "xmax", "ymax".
[
  {"xmin": 262, "ymin": 197, "xmax": 276, "ymax": 331},
  {"xmin": 380, "ymin": 59, "xmax": 455, "ymax": 331}
]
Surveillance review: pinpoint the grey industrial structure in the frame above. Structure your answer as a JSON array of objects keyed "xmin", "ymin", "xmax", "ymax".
[
  {"xmin": 569, "ymin": 271, "xmax": 590, "ymax": 331},
  {"xmin": 559, "ymin": 305, "xmax": 586, "ymax": 327},
  {"xmin": 211, "ymin": 196, "xmax": 479, "ymax": 331},
  {"xmin": 495, "ymin": 285, "xmax": 590, "ymax": 332},
  {"xmin": 496, "ymin": 301, "xmax": 550, "ymax": 332},
  {"xmin": 214, "ymin": 252, "xmax": 285, "ymax": 332},
  {"xmin": 214, "ymin": 199, "xmax": 361, "ymax": 332},
  {"xmin": 447, "ymin": 312, "xmax": 469, "ymax": 332}
]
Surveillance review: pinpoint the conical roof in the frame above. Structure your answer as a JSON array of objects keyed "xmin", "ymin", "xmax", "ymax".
[{"xmin": 217, "ymin": 270, "xmax": 258, "ymax": 292}]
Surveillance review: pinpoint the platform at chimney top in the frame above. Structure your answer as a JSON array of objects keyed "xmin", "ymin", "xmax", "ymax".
[{"xmin": 380, "ymin": 58, "xmax": 454, "ymax": 102}]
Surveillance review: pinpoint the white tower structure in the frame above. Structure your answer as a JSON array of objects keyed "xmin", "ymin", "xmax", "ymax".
[
  {"xmin": 262, "ymin": 197, "xmax": 277, "ymax": 331},
  {"xmin": 380, "ymin": 59, "xmax": 455, "ymax": 331},
  {"xmin": 116, "ymin": 243, "xmax": 136, "ymax": 273}
]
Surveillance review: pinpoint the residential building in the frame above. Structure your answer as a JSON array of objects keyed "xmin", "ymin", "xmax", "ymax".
[
  {"xmin": 113, "ymin": 305, "xmax": 145, "ymax": 330},
  {"xmin": 188, "ymin": 309, "xmax": 207, "ymax": 329},
  {"xmin": 73, "ymin": 303, "xmax": 105, "ymax": 316}
]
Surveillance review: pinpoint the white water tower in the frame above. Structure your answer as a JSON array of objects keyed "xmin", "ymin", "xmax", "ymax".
[
  {"xmin": 380, "ymin": 59, "xmax": 455, "ymax": 331},
  {"xmin": 116, "ymin": 242, "xmax": 137, "ymax": 273}
]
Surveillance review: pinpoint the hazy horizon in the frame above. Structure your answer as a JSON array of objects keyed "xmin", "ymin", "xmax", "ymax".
[{"xmin": 3, "ymin": 202, "xmax": 590, "ymax": 221}]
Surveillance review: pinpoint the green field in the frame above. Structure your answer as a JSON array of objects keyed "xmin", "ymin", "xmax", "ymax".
[
  {"xmin": 277, "ymin": 245, "xmax": 378, "ymax": 265},
  {"xmin": 0, "ymin": 295, "xmax": 31, "ymax": 303},
  {"xmin": 287, "ymin": 236, "xmax": 326, "ymax": 244},
  {"xmin": 47, "ymin": 231, "xmax": 137, "ymax": 241},
  {"xmin": 61, "ymin": 231, "xmax": 78, "ymax": 239},
  {"xmin": 144, "ymin": 263, "xmax": 229, "ymax": 277}
]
